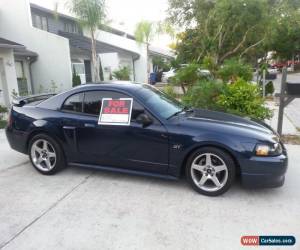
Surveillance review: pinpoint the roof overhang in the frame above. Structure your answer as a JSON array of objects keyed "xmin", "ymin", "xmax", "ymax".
[
  {"xmin": 149, "ymin": 46, "xmax": 175, "ymax": 60},
  {"xmin": 0, "ymin": 37, "xmax": 38, "ymax": 59},
  {"xmin": 59, "ymin": 31, "xmax": 140, "ymax": 60},
  {"xmin": 0, "ymin": 38, "xmax": 25, "ymax": 50}
]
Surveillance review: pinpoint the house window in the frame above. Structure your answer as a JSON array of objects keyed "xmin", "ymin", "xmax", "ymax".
[
  {"xmin": 15, "ymin": 61, "xmax": 29, "ymax": 96},
  {"xmin": 32, "ymin": 13, "xmax": 48, "ymax": 31},
  {"xmin": 72, "ymin": 63, "xmax": 85, "ymax": 75},
  {"xmin": 64, "ymin": 22, "xmax": 79, "ymax": 34}
]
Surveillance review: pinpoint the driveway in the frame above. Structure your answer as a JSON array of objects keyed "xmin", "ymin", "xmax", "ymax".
[{"xmin": 0, "ymin": 129, "xmax": 299, "ymax": 250}]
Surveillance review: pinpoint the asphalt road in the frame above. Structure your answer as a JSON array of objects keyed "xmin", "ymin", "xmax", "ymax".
[
  {"xmin": 0, "ymin": 130, "xmax": 299, "ymax": 250},
  {"xmin": 273, "ymin": 73, "xmax": 300, "ymax": 129}
]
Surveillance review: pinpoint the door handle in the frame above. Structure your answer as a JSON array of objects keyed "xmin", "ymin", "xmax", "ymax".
[
  {"xmin": 63, "ymin": 126, "xmax": 76, "ymax": 130},
  {"xmin": 84, "ymin": 123, "xmax": 96, "ymax": 128},
  {"xmin": 161, "ymin": 133, "xmax": 168, "ymax": 138}
]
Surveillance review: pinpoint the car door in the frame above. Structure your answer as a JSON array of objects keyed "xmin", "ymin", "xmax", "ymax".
[{"xmin": 63, "ymin": 90, "xmax": 169, "ymax": 174}]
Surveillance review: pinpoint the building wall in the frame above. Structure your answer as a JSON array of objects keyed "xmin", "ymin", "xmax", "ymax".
[
  {"xmin": 84, "ymin": 30, "xmax": 148, "ymax": 83},
  {"xmin": 0, "ymin": 0, "xmax": 72, "ymax": 94},
  {"xmin": 99, "ymin": 53, "xmax": 119, "ymax": 81},
  {"xmin": 0, "ymin": 49, "xmax": 19, "ymax": 106}
]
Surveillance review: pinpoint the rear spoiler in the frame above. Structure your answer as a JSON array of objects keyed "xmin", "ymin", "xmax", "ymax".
[{"xmin": 12, "ymin": 93, "xmax": 56, "ymax": 107}]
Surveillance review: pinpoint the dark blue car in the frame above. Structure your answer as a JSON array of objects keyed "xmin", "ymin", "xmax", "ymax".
[{"xmin": 5, "ymin": 83, "xmax": 288, "ymax": 196}]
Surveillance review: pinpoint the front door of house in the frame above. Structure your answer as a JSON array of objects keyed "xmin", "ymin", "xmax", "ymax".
[{"xmin": 84, "ymin": 60, "xmax": 92, "ymax": 82}]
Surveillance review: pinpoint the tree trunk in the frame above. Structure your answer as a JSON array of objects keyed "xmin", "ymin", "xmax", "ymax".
[
  {"xmin": 180, "ymin": 83, "xmax": 186, "ymax": 94},
  {"xmin": 146, "ymin": 43, "xmax": 150, "ymax": 83},
  {"xmin": 91, "ymin": 30, "xmax": 100, "ymax": 82}
]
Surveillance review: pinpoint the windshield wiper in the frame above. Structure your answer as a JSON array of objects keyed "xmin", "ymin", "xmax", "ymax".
[
  {"xmin": 167, "ymin": 107, "xmax": 194, "ymax": 120},
  {"xmin": 167, "ymin": 110, "xmax": 184, "ymax": 120}
]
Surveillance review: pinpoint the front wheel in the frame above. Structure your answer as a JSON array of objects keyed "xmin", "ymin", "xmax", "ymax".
[
  {"xmin": 29, "ymin": 134, "xmax": 65, "ymax": 175},
  {"xmin": 186, "ymin": 147, "xmax": 236, "ymax": 196}
]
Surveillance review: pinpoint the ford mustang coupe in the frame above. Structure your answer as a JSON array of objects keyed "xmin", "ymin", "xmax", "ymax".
[{"xmin": 6, "ymin": 83, "xmax": 288, "ymax": 196}]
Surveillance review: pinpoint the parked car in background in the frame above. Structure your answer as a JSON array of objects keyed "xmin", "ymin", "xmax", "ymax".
[
  {"xmin": 161, "ymin": 68, "xmax": 176, "ymax": 83},
  {"xmin": 162, "ymin": 66, "xmax": 212, "ymax": 83}
]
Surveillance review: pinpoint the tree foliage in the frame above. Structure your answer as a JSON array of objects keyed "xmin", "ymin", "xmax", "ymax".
[
  {"xmin": 168, "ymin": 0, "xmax": 300, "ymax": 64},
  {"xmin": 69, "ymin": 0, "xmax": 106, "ymax": 82},
  {"xmin": 218, "ymin": 58, "xmax": 253, "ymax": 82},
  {"xmin": 112, "ymin": 66, "xmax": 131, "ymax": 81},
  {"xmin": 168, "ymin": 0, "xmax": 269, "ymax": 64}
]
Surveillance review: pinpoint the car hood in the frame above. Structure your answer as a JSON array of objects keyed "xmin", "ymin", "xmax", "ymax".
[{"xmin": 179, "ymin": 109, "xmax": 274, "ymax": 137}]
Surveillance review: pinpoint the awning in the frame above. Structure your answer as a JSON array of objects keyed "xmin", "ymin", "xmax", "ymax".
[
  {"xmin": 59, "ymin": 31, "xmax": 140, "ymax": 60},
  {"xmin": 14, "ymin": 48, "xmax": 38, "ymax": 57},
  {"xmin": 149, "ymin": 45, "xmax": 175, "ymax": 59},
  {"xmin": 0, "ymin": 37, "xmax": 38, "ymax": 58},
  {"xmin": 0, "ymin": 37, "xmax": 25, "ymax": 49}
]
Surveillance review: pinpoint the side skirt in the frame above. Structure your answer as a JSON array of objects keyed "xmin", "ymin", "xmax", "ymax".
[{"xmin": 68, "ymin": 162, "xmax": 179, "ymax": 181}]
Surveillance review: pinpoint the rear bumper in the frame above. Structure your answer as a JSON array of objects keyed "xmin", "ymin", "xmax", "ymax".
[
  {"xmin": 240, "ymin": 153, "xmax": 288, "ymax": 188},
  {"xmin": 5, "ymin": 126, "xmax": 28, "ymax": 154}
]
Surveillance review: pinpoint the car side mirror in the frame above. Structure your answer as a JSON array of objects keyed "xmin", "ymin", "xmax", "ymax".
[{"xmin": 136, "ymin": 113, "xmax": 153, "ymax": 127}]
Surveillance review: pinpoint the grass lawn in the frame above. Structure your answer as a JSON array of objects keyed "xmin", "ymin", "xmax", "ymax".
[{"xmin": 0, "ymin": 120, "xmax": 7, "ymax": 129}]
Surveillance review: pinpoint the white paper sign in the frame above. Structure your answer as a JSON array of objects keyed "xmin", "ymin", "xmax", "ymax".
[{"xmin": 98, "ymin": 98, "xmax": 133, "ymax": 126}]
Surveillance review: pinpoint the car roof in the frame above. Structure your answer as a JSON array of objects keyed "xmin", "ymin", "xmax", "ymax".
[
  {"xmin": 73, "ymin": 81, "xmax": 145, "ymax": 92},
  {"xmin": 37, "ymin": 81, "xmax": 148, "ymax": 110}
]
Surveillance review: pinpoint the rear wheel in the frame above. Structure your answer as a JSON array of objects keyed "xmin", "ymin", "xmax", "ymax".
[
  {"xmin": 186, "ymin": 147, "xmax": 236, "ymax": 196},
  {"xmin": 29, "ymin": 134, "xmax": 65, "ymax": 175}
]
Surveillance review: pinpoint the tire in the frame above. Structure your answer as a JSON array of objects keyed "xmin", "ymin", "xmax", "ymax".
[
  {"xmin": 186, "ymin": 147, "xmax": 236, "ymax": 196},
  {"xmin": 28, "ymin": 134, "xmax": 65, "ymax": 175}
]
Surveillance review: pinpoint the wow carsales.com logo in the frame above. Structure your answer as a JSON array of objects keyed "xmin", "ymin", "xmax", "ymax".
[{"xmin": 241, "ymin": 236, "xmax": 296, "ymax": 246}]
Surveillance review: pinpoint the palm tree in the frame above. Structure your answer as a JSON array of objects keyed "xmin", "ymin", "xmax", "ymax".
[
  {"xmin": 134, "ymin": 21, "xmax": 174, "ymax": 82},
  {"xmin": 134, "ymin": 21, "xmax": 156, "ymax": 81},
  {"xmin": 69, "ymin": 0, "xmax": 106, "ymax": 82}
]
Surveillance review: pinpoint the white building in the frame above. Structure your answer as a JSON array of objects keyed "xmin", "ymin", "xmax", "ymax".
[{"xmin": 0, "ymin": 0, "xmax": 173, "ymax": 107}]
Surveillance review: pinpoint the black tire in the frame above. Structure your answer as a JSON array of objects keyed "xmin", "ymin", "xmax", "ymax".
[
  {"xmin": 186, "ymin": 147, "xmax": 236, "ymax": 196},
  {"xmin": 28, "ymin": 134, "xmax": 65, "ymax": 175}
]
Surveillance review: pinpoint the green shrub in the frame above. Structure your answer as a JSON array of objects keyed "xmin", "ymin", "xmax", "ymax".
[
  {"xmin": 72, "ymin": 68, "xmax": 81, "ymax": 87},
  {"xmin": 218, "ymin": 58, "xmax": 253, "ymax": 82},
  {"xmin": 182, "ymin": 80, "xmax": 225, "ymax": 110},
  {"xmin": 0, "ymin": 105, "xmax": 7, "ymax": 114},
  {"xmin": 265, "ymin": 81, "xmax": 275, "ymax": 95},
  {"xmin": 0, "ymin": 105, "xmax": 7, "ymax": 128},
  {"xmin": 112, "ymin": 66, "xmax": 131, "ymax": 81},
  {"xmin": 217, "ymin": 78, "xmax": 272, "ymax": 120},
  {"xmin": 172, "ymin": 63, "xmax": 200, "ymax": 93},
  {"xmin": 0, "ymin": 120, "xmax": 6, "ymax": 129},
  {"xmin": 163, "ymin": 85, "xmax": 177, "ymax": 99}
]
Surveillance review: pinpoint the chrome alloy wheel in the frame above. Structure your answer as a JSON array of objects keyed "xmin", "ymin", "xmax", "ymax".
[
  {"xmin": 30, "ymin": 139, "xmax": 57, "ymax": 172},
  {"xmin": 190, "ymin": 153, "xmax": 228, "ymax": 192}
]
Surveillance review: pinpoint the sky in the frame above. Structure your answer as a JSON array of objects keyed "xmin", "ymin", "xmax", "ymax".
[{"xmin": 30, "ymin": 0, "xmax": 172, "ymax": 48}]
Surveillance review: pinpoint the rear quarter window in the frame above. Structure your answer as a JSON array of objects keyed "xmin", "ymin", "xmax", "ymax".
[{"xmin": 61, "ymin": 93, "xmax": 84, "ymax": 113}]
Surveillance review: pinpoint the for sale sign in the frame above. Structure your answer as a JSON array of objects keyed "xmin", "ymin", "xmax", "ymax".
[{"xmin": 98, "ymin": 98, "xmax": 133, "ymax": 125}]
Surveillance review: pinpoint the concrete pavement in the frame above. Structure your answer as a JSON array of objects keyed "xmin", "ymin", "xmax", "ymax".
[
  {"xmin": 273, "ymin": 73, "xmax": 300, "ymax": 130},
  {"xmin": 0, "ymin": 129, "xmax": 299, "ymax": 250}
]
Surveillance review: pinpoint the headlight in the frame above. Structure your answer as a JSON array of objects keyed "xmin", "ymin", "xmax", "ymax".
[{"xmin": 255, "ymin": 143, "xmax": 282, "ymax": 156}]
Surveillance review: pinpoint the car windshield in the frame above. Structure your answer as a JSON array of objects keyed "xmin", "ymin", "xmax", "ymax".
[{"xmin": 137, "ymin": 84, "xmax": 184, "ymax": 119}]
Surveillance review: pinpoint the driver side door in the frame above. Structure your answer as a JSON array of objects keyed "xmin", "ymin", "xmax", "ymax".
[{"xmin": 66, "ymin": 90, "xmax": 169, "ymax": 174}]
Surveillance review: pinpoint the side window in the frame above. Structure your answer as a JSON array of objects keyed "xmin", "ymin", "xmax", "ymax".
[
  {"xmin": 83, "ymin": 91, "xmax": 145, "ymax": 121},
  {"xmin": 131, "ymin": 100, "xmax": 144, "ymax": 121},
  {"xmin": 83, "ymin": 91, "xmax": 105, "ymax": 115},
  {"xmin": 62, "ymin": 93, "xmax": 83, "ymax": 113}
]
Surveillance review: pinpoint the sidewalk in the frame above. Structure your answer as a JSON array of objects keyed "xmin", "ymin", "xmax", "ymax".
[
  {"xmin": 266, "ymin": 101, "xmax": 300, "ymax": 135},
  {"xmin": 273, "ymin": 73, "xmax": 300, "ymax": 130}
]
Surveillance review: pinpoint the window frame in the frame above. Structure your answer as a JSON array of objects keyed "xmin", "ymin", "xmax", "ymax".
[
  {"xmin": 61, "ymin": 92, "xmax": 84, "ymax": 114},
  {"xmin": 60, "ymin": 90, "xmax": 159, "ymax": 124},
  {"xmin": 32, "ymin": 13, "xmax": 48, "ymax": 31}
]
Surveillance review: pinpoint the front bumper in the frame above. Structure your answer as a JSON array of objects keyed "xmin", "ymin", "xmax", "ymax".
[{"xmin": 240, "ymin": 153, "xmax": 288, "ymax": 188}]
